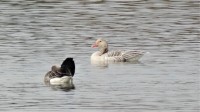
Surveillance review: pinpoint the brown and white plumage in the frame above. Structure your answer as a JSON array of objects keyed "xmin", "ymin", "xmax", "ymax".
[
  {"xmin": 91, "ymin": 38, "xmax": 145, "ymax": 62},
  {"xmin": 44, "ymin": 58, "xmax": 75, "ymax": 88}
]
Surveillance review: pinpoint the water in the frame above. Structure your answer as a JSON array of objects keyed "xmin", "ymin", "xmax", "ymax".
[{"xmin": 0, "ymin": 0, "xmax": 199, "ymax": 112}]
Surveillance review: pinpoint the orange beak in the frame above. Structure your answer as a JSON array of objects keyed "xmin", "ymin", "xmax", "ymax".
[{"xmin": 91, "ymin": 43, "xmax": 98, "ymax": 48}]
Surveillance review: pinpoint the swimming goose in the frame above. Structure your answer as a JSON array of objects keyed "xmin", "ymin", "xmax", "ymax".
[
  {"xmin": 44, "ymin": 58, "xmax": 75, "ymax": 88},
  {"xmin": 91, "ymin": 38, "xmax": 145, "ymax": 62}
]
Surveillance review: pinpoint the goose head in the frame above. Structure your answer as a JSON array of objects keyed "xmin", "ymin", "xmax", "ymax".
[
  {"xmin": 92, "ymin": 38, "xmax": 108, "ymax": 55},
  {"xmin": 51, "ymin": 65, "xmax": 60, "ymax": 72}
]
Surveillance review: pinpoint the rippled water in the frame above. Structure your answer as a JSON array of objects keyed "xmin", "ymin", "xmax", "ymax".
[{"xmin": 0, "ymin": 0, "xmax": 199, "ymax": 112}]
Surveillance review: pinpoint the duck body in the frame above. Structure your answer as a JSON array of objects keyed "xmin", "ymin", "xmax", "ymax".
[
  {"xmin": 44, "ymin": 58, "xmax": 75, "ymax": 88},
  {"xmin": 91, "ymin": 38, "xmax": 145, "ymax": 62}
]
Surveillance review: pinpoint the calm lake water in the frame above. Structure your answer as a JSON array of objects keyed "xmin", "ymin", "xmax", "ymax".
[{"xmin": 0, "ymin": 0, "xmax": 199, "ymax": 112}]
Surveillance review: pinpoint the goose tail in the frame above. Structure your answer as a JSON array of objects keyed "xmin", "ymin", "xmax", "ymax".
[
  {"xmin": 61, "ymin": 58, "xmax": 75, "ymax": 77},
  {"xmin": 122, "ymin": 50, "xmax": 145, "ymax": 62}
]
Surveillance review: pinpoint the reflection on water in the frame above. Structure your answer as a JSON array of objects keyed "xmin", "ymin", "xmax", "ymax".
[
  {"xmin": 46, "ymin": 83, "xmax": 75, "ymax": 92},
  {"xmin": 91, "ymin": 60, "xmax": 109, "ymax": 68},
  {"xmin": 0, "ymin": 0, "xmax": 199, "ymax": 112}
]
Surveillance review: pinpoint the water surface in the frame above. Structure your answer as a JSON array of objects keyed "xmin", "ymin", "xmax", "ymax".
[{"xmin": 0, "ymin": 0, "xmax": 199, "ymax": 112}]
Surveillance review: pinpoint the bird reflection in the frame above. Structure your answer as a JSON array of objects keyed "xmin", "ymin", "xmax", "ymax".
[
  {"xmin": 44, "ymin": 81, "xmax": 75, "ymax": 91},
  {"xmin": 91, "ymin": 60, "xmax": 109, "ymax": 68}
]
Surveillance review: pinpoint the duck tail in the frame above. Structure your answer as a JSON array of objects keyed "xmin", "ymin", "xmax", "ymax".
[{"xmin": 61, "ymin": 58, "xmax": 75, "ymax": 77}]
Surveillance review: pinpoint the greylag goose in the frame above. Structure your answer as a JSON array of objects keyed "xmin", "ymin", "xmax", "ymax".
[
  {"xmin": 91, "ymin": 38, "xmax": 145, "ymax": 62},
  {"xmin": 44, "ymin": 58, "xmax": 75, "ymax": 88}
]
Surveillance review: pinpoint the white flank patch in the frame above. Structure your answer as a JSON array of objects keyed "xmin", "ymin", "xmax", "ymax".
[{"xmin": 50, "ymin": 76, "xmax": 72, "ymax": 86}]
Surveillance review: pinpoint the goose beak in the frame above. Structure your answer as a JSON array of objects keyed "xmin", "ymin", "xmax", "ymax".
[{"xmin": 91, "ymin": 43, "xmax": 98, "ymax": 48}]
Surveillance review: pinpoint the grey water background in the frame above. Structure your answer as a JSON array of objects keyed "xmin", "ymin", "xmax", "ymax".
[{"xmin": 0, "ymin": 0, "xmax": 199, "ymax": 112}]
